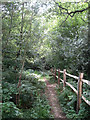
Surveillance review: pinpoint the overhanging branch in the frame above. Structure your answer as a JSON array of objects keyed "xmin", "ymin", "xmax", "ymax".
[
  {"xmin": 55, "ymin": 2, "xmax": 90, "ymax": 26},
  {"xmin": 56, "ymin": 2, "xmax": 90, "ymax": 17},
  {"xmin": 68, "ymin": 6, "xmax": 90, "ymax": 17}
]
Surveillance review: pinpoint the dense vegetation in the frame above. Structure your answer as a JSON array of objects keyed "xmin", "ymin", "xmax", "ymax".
[
  {"xmin": 2, "ymin": 69, "xmax": 52, "ymax": 119},
  {"xmin": 1, "ymin": 0, "xmax": 90, "ymax": 119},
  {"xmin": 49, "ymin": 75, "xmax": 90, "ymax": 120}
]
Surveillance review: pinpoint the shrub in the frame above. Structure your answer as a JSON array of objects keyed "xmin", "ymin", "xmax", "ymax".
[
  {"xmin": 2, "ymin": 102, "xmax": 23, "ymax": 119},
  {"xmin": 57, "ymin": 85, "xmax": 90, "ymax": 120}
]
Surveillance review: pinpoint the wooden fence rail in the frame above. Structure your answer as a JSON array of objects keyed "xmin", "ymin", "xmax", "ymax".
[{"xmin": 50, "ymin": 68, "xmax": 90, "ymax": 113}]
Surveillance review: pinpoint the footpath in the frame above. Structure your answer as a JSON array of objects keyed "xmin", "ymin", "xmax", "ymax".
[{"xmin": 44, "ymin": 77, "xmax": 68, "ymax": 120}]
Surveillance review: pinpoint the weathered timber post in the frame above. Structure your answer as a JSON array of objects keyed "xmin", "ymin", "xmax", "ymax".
[
  {"xmin": 58, "ymin": 69, "xmax": 60, "ymax": 86},
  {"xmin": 77, "ymin": 73, "xmax": 83, "ymax": 113},
  {"xmin": 55, "ymin": 68, "xmax": 57, "ymax": 80},
  {"xmin": 63, "ymin": 69, "xmax": 66, "ymax": 88}
]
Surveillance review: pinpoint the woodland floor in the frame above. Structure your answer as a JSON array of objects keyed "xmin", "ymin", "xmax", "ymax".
[{"xmin": 44, "ymin": 77, "xmax": 69, "ymax": 120}]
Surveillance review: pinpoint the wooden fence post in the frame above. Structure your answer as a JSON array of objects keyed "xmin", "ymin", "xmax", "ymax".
[
  {"xmin": 63, "ymin": 69, "xmax": 66, "ymax": 88},
  {"xmin": 77, "ymin": 73, "xmax": 83, "ymax": 113},
  {"xmin": 55, "ymin": 68, "xmax": 56, "ymax": 80},
  {"xmin": 58, "ymin": 69, "xmax": 60, "ymax": 86}
]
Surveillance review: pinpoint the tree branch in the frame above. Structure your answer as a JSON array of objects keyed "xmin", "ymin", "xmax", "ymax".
[
  {"xmin": 68, "ymin": 6, "xmax": 90, "ymax": 17},
  {"xmin": 81, "ymin": 17, "xmax": 87, "ymax": 23},
  {"xmin": 60, "ymin": 15, "xmax": 69, "ymax": 27},
  {"xmin": 56, "ymin": 2, "xmax": 90, "ymax": 17}
]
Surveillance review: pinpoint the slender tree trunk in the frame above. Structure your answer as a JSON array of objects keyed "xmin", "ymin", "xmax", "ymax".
[{"xmin": 16, "ymin": 3, "xmax": 25, "ymax": 105}]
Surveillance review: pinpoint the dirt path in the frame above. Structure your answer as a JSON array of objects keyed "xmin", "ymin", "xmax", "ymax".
[{"xmin": 44, "ymin": 77, "xmax": 68, "ymax": 120}]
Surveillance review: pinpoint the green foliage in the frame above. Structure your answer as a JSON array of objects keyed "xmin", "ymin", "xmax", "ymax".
[
  {"xmin": 21, "ymin": 95, "xmax": 52, "ymax": 119},
  {"xmin": 2, "ymin": 69, "xmax": 51, "ymax": 119},
  {"xmin": 2, "ymin": 1, "xmax": 89, "ymax": 76},
  {"xmin": 2, "ymin": 69, "xmax": 19, "ymax": 83},
  {"xmin": 2, "ymin": 102, "xmax": 23, "ymax": 119},
  {"xmin": 49, "ymin": 76, "xmax": 57, "ymax": 84},
  {"xmin": 65, "ymin": 102, "xmax": 89, "ymax": 120},
  {"xmin": 57, "ymin": 83, "xmax": 90, "ymax": 120},
  {"xmin": 2, "ymin": 1, "xmax": 89, "ymax": 119},
  {"xmin": 2, "ymin": 82, "xmax": 17, "ymax": 102},
  {"xmin": 30, "ymin": 95, "xmax": 51, "ymax": 118},
  {"xmin": 20, "ymin": 80, "xmax": 37, "ymax": 108}
]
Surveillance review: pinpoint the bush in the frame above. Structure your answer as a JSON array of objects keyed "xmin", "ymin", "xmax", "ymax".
[
  {"xmin": 57, "ymin": 85, "xmax": 90, "ymax": 120},
  {"xmin": 2, "ymin": 69, "xmax": 51, "ymax": 119},
  {"xmin": 2, "ymin": 102, "xmax": 23, "ymax": 119},
  {"xmin": 30, "ymin": 95, "xmax": 51, "ymax": 118},
  {"xmin": 2, "ymin": 82, "xmax": 17, "ymax": 103}
]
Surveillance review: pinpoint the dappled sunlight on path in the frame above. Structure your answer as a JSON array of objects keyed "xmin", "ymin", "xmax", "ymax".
[{"xmin": 44, "ymin": 77, "xmax": 69, "ymax": 120}]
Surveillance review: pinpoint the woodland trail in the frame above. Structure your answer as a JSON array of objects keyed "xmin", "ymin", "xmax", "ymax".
[{"xmin": 44, "ymin": 77, "xmax": 69, "ymax": 120}]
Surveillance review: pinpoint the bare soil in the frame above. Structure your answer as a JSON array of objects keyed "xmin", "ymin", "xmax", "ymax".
[{"xmin": 44, "ymin": 77, "xmax": 69, "ymax": 120}]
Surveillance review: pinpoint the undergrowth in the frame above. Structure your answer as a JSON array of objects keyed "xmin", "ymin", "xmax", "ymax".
[
  {"xmin": 2, "ymin": 69, "xmax": 52, "ymax": 119},
  {"xmin": 56, "ymin": 83, "xmax": 90, "ymax": 120}
]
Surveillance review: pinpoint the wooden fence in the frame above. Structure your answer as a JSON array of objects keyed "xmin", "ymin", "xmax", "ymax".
[{"xmin": 51, "ymin": 68, "xmax": 90, "ymax": 113}]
